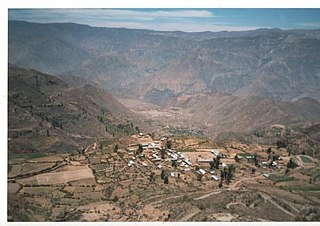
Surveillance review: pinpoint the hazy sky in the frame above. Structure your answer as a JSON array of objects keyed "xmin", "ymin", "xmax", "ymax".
[{"xmin": 8, "ymin": 9, "xmax": 320, "ymax": 32}]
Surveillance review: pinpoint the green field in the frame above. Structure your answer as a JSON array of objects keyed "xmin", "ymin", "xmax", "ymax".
[
  {"xmin": 268, "ymin": 174, "xmax": 295, "ymax": 183},
  {"xmin": 300, "ymin": 155, "xmax": 313, "ymax": 163}
]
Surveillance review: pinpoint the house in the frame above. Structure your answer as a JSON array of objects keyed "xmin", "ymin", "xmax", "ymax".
[
  {"xmin": 221, "ymin": 163, "xmax": 227, "ymax": 168},
  {"xmin": 211, "ymin": 149, "xmax": 220, "ymax": 156},
  {"xmin": 152, "ymin": 157, "xmax": 161, "ymax": 162},
  {"xmin": 128, "ymin": 160, "xmax": 135, "ymax": 167},
  {"xmin": 263, "ymin": 173, "xmax": 270, "ymax": 178},
  {"xmin": 197, "ymin": 159, "xmax": 214, "ymax": 164},
  {"xmin": 141, "ymin": 143, "xmax": 149, "ymax": 149},
  {"xmin": 271, "ymin": 161, "xmax": 277, "ymax": 167},
  {"xmin": 199, "ymin": 169, "xmax": 206, "ymax": 175},
  {"xmin": 142, "ymin": 162, "xmax": 148, "ymax": 167},
  {"xmin": 212, "ymin": 175, "xmax": 219, "ymax": 181}
]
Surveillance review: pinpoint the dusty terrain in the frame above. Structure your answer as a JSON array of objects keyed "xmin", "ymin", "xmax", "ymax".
[{"xmin": 8, "ymin": 132, "xmax": 320, "ymax": 222}]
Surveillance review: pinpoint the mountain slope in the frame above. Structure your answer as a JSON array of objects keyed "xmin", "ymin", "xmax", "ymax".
[
  {"xmin": 166, "ymin": 92, "xmax": 320, "ymax": 134},
  {"xmin": 8, "ymin": 66, "xmax": 138, "ymax": 154},
  {"xmin": 9, "ymin": 21, "xmax": 320, "ymax": 101}
]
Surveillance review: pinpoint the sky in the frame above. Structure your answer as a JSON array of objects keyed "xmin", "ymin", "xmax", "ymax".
[{"xmin": 8, "ymin": 9, "xmax": 320, "ymax": 32}]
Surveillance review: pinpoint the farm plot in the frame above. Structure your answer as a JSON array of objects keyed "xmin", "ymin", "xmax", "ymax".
[{"xmin": 37, "ymin": 166, "xmax": 94, "ymax": 185}]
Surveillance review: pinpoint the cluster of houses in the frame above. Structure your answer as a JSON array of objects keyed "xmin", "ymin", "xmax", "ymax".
[
  {"xmin": 124, "ymin": 132, "xmax": 302, "ymax": 184},
  {"xmin": 125, "ymin": 133, "xmax": 233, "ymax": 182}
]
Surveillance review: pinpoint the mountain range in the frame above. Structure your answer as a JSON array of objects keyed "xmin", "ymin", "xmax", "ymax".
[
  {"xmin": 8, "ymin": 21, "xmax": 320, "ymax": 148},
  {"xmin": 9, "ymin": 20, "xmax": 320, "ymax": 102}
]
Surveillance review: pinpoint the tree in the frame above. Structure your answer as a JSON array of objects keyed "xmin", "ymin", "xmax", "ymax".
[
  {"xmin": 251, "ymin": 168, "xmax": 256, "ymax": 174},
  {"xmin": 287, "ymin": 158, "xmax": 298, "ymax": 169},
  {"xmin": 227, "ymin": 167, "xmax": 233, "ymax": 181},
  {"xmin": 267, "ymin": 147, "xmax": 272, "ymax": 154},
  {"xmin": 164, "ymin": 175, "xmax": 169, "ymax": 184},
  {"xmin": 160, "ymin": 169, "xmax": 165, "ymax": 180},
  {"xmin": 114, "ymin": 144, "xmax": 119, "ymax": 153},
  {"xmin": 149, "ymin": 172, "xmax": 155, "ymax": 183},
  {"xmin": 220, "ymin": 170, "xmax": 225, "ymax": 180},
  {"xmin": 276, "ymin": 140, "xmax": 287, "ymax": 149},
  {"xmin": 219, "ymin": 181, "xmax": 223, "ymax": 188},
  {"xmin": 160, "ymin": 148, "xmax": 166, "ymax": 159},
  {"xmin": 138, "ymin": 144, "xmax": 143, "ymax": 155},
  {"xmin": 215, "ymin": 158, "xmax": 220, "ymax": 169},
  {"xmin": 166, "ymin": 140, "xmax": 172, "ymax": 149},
  {"xmin": 172, "ymin": 159, "xmax": 177, "ymax": 168},
  {"xmin": 197, "ymin": 173, "xmax": 203, "ymax": 182}
]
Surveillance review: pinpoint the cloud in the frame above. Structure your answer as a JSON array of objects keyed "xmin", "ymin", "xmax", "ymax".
[
  {"xmin": 296, "ymin": 22, "xmax": 320, "ymax": 28},
  {"xmin": 9, "ymin": 9, "xmax": 261, "ymax": 32},
  {"xmin": 93, "ymin": 21, "xmax": 259, "ymax": 32},
  {"xmin": 9, "ymin": 9, "xmax": 214, "ymax": 22}
]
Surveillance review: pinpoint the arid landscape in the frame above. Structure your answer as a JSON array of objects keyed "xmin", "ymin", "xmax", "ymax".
[{"xmin": 7, "ymin": 9, "xmax": 320, "ymax": 222}]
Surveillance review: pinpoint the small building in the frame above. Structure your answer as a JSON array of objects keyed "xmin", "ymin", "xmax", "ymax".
[
  {"xmin": 152, "ymin": 157, "xmax": 161, "ymax": 162},
  {"xmin": 212, "ymin": 175, "xmax": 219, "ymax": 181},
  {"xmin": 221, "ymin": 163, "xmax": 227, "ymax": 168},
  {"xmin": 211, "ymin": 149, "xmax": 220, "ymax": 157},
  {"xmin": 199, "ymin": 169, "xmax": 206, "ymax": 175}
]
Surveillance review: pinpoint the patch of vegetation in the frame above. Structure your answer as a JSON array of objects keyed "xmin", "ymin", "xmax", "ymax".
[
  {"xmin": 98, "ymin": 115, "xmax": 138, "ymax": 136},
  {"xmin": 99, "ymin": 139, "xmax": 113, "ymax": 148},
  {"xmin": 169, "ymin": 128, "xmax": 205, "ymax": 137},
  {"xmin": 300, "ymin": 155, "xmax": 313, "ymax": 163},
  {"xmin": 177, "ymin": 148, "xmax": 195, "ymax": 152},
  {"xmin": 10, "ymin": 152, "xmax": 48, "ymax": 160},
  {"xmin": 215, "ymin": 132, "xmax": 252, "ymax": 145},
  {"xmin": 268, "ymin": 174, "xmax": 295, "ymax": 183}
]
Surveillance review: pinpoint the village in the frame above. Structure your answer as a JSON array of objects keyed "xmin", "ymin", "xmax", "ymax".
[
  {"xmin": 8, "ymin": 131, "xmax": 319, "ymax": 221},
  {"xmin": 121, "ymin": 132, "xmax": 310, "ymax": 188}
]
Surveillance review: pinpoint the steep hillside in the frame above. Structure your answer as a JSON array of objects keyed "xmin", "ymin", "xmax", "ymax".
[
  {"xmin": 8, "ymin": 67, "xmax": 138, "ymax": 154},
  {"xmin": 166, "ymin": 92, "xmax": 320, "ymax": 134},
  {"xmin": 9, "ymin": 21, "xmax": 320, "ymax": 101}
]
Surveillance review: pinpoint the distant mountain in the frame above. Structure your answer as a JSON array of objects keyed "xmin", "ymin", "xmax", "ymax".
[
  {"xmin": 9, "ymin": 21, "xmax": 320, "ymax": 101},
  {"xmin": 8, "ymin": 66, "xmax": 138, "ymax": 154}
]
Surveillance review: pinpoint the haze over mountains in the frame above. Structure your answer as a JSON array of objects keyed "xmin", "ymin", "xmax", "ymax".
[
  {"xmin": 9, "ymin": 20, "xmax": 320, "ymax": 101},
  {"xmin": 8, "ymin": 20, "xmax": 320, "ymax": 144}
]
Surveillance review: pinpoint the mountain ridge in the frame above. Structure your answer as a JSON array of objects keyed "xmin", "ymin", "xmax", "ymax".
[{"xmin": 9, "ymin": 20, "xmax": 320, "ymax": 102}]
